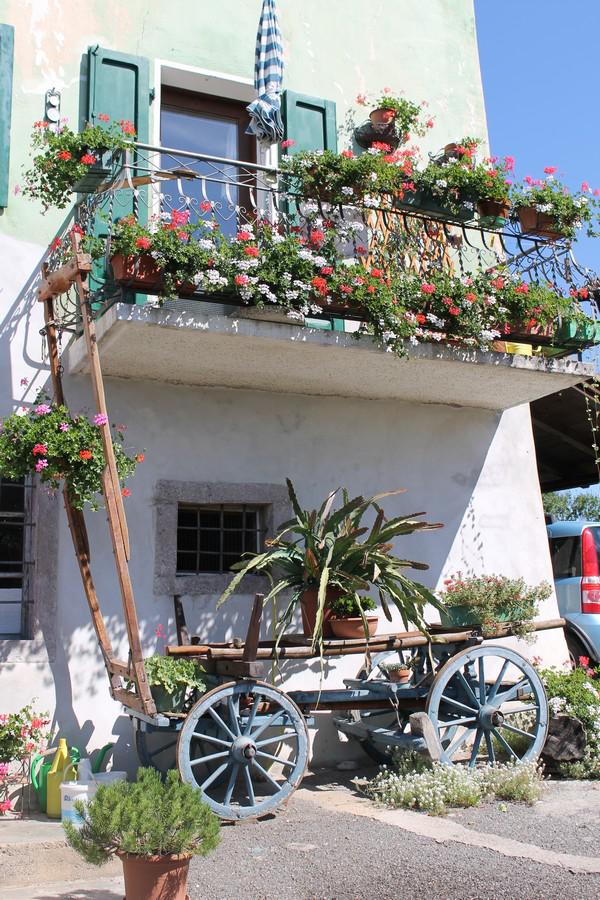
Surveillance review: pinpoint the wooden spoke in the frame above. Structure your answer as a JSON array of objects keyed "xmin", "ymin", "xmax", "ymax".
[
  {"xmin": 501, "ymin": 723, "xmax": 536, "ymax": 742},
  {"xmin": 438, "ymin": 716, "xmax": 477, "ymax": 729},
  {"xmin": 243, "ymin": 764, "xmax": 255, "ymax": 806},
  {"xmin": 189, "ymin": 750, "xmax": 230, "ymax": 767},
  {"xmin": 439, "ymin": 695, "xmax": 478, "ymax": 716},
  {"xmin": 255, "ymin": 750, "xmax": 295, "ymax": 769},
  {"xmin": 456, "ymin": 670, "xmax": 480, "ymax": 708},
  {"xmin": 492, "ymin": 728, "xmax": 519, "ymax": 760},
  {"xmin": 249, "ymin": 708, "xmax": 286, "ymax": 741},
  {"xmin": 200, "ymin": 761, "xmax": 230, "ymax": 791},
  {"xmin": 207, "ymin": 706, "xmax": 237, "ymax": 742},
  {"xmin": 242, "ymin": 694, "xmax": 262, "ymax": 735},
  {"xmin": 478, "ymin": 656, "xmax": 486, "ymax": 704},
  {"xmin": 484, "ymin": 731, "xmax": 496, "ymax": 764},
  {"xmin": 228, "ymin": 697, "xmax": 242, "ymax": 736},
  {"xmin": 224, "ymin": 763, "xmax": 240, "ymax": 806},
  {"xmin": 254, "ymin": 731, "xmax": 299, "ymax": 749},
  {"xmin": 468, "ymin": 728, "xmax": 483, "ymax": 767},
  {"xmin": 496, "ymin": 678, "xmax": 530, "ymax": 704},
  {"xmin": 445, "ymin": 726, "xmax": 476, "ymax": 760},
  {"xmin": 487, "ymin": 659, "xmax": 510, "ymax": 703},
  {"xmin": 251, "ymin": 760, "xmax": 282, "ymax": 793},
  {"xmin": 192, "ymin": 732, "xmax": 232, "ymax": 748}
]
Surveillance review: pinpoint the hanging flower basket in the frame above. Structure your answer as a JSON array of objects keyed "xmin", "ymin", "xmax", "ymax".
[
  {"xmin": 517, "ymin": 206, "xmax": 564, "ymax": 240},
  {"xmin": 369, "ymin": 107, "xmax": 397, "ymax": 126},
  {"xmin": 71, "ymin": 150, "xmax": 114, "ymax": 193}
]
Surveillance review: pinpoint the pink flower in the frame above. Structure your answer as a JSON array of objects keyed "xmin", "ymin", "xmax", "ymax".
[
  {"xmin": 32, "ymin": 443, "xmax": 48, "ymax": 456},
  {"xmin": 236, "ymin": 230, "xmax": 253, "ymax": 241},
  {"xmin": 20, "ymin": 377, "xmax": 28, "ymax": 386},
  {"xmin": 581, "ymin": 181, "xmax": 591, "ymax": 193},
  {"xmin": 356, "ymin": 93, "xmax": 368, "ymax": 106},
  {"xmin": 281, "ymin": 139, "xmax": 296, "ymax": 149},
  {"xmin": 544, "ymin": 166, "xmax": 557, "ymax": 175},
  {"xmin": 59, "ymin": 422, "xmax": 70, "ymax": 432},
  {"xmin": 98, "ymin": 113, "xmax": 110, "ymax": 123},
  {"xmin": 34, "ymin": 404, "xmax": 51, "ymax": 416},
  {"xmin": 120, "ymin": 119, "xmax": 136, "ymax": 136},
  {"xmin": 93, "ymin": 413, "xmax": 108, "ymax": 426},
  {"xmin": 420, "ymin": 282, "xmax": 435, "ymax": 294},
  {"xmin": 383, "ymin": 86, "xmax": 391, "ymax": 94},
  {"xmin": 200, "ymin": 201, "xmax": 212, "ymax": 212},
  {"xmin": 244, "ymin": 246, "xmax": 259, "ymax": 257},
  {"xmin": 122, "ymin": 487, "xmax": 131, "ymax": 497},
  {"xmin": 504, "ymin": 155, "xmax": 515, "ymax": 171},
  {"xmin": 0, "ymin": 763, "xmax": 9, "ymax": 777},
  {"xmin": 341, "ymin": 150, "xmax": 354, "ymax": 159},
  {"xmin": 13, "ymin": 184, "xmax": 21, "ymax": 196},
  {"xmin": 115, "ymin": 423, "xmax": 127, "ymax": 433},
  {"xmin": 234, "ymin": 274, "xmax": 249, "ymax": 286},
  {"xmin": 515, "ymin": 283, "xmax": 529, "ymax": 294},
  {"xmin": 35, "ymin": 459, "xmax": 48, "ymax": 472},
  {"xmin": 135, "ymin": 236, "xmax": 151, "ymax": 250},
  {"xmin": 579, "ymin": 655, "xmax": 590, "ymax": 668},
  {"xmin": 426, "ymin": 118, "xmax": 434, "ymax": 129},
  {"xmin": 0, "ymin": 799, "xmax": 12, "ymax": 813},
  {"xmin": 170, "ymin": 209, "xmax": 190, "ymax": 227}
]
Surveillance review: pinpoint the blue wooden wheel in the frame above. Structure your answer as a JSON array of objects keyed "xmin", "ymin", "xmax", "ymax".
[
  {"xmin": 177, "ymin": 680, "xmax": 309, "ymax": 821},
  {"xmin": 427, "ymin": 645, "xmax": 548, "ymax": 767}
]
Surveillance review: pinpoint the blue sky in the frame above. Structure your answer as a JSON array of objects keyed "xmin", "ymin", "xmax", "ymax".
[{"xmin": 475, "ymin": 0, "xmax": 600, "ymax": 273}]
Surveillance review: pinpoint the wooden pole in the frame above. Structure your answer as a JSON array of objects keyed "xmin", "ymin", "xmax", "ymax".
[{"xmin": 71, "ymin": 234, "xmax": 155, "ymax": 715}]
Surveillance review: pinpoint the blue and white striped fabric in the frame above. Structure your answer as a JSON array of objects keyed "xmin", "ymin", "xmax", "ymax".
[{"xmin": 246, "ymin": 0, "xmax": 285, "ymax": 144}]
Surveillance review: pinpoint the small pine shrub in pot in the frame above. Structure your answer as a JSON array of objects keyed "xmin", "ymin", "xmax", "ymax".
[
  {"xmin": 64, "ymin": 768, "xmax": 220, "ymax": 900},
  {"xmin": 329, "ymin": 594, "xmax": 378, "ymax": 639}
]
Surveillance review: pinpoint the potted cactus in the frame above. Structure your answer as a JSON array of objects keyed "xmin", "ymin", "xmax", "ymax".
[{"xmin": 64, "ymin": 768, "xmax": 220, "ymax": 900}]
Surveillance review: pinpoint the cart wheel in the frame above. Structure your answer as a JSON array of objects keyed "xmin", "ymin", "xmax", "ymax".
[
  {"xmin": 334, "ymin": 651, "xmax": 412, "ymax": 764},
  {"xmin": 134, "ymin": 724, "xmax": 179, "ymax": 775},
  {"xmin": 178, "ymin": 680, "xmax": 309, "ymax": 821},
  {"xmin": 426, "ymin": 645, "xmax": 548, "ymax": 767}
]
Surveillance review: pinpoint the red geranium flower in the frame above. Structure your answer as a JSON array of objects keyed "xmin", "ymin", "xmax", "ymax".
[
  {"xmin": 57, "ymin": 150, "xmax": 72, "ymax": 161},
  {"xmin": 122, "ymin": 487, "xmax": 131, "ymax": 497},
  {"xmin": 420, "ymin": 282, "xmax": 435, "ymax": 294},
  {"xmin": 135, "ymin": 237, "xmax": 151, "ymax": 250},
  {"xmin": 244, "ymin": 246, "xmax": 259, "ymax": 257},
  {"xmin": 120, "ymin": 119, "xmax": 136, "ymax": 136},
  {"xmin": 32, "ymin": 443, "xmax": 48, "ymax": 456},
  {"xmin": 79, "ymin": 450, "xmax": 93, "ymax": 460},
  {"xmin": 80, "ymin": 154, "xmax": 97, "ymax": 165}
]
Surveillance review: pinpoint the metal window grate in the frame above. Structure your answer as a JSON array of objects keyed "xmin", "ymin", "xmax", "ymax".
[{"xmin": 176, "ymin": 504, "xmax": 266, "ymax": 575}]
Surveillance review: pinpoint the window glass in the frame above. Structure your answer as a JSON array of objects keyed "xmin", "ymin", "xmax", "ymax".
[
  {"xmin": 176, "ymin": 504, "xmax": 265, "ymax": 575},
  {"xmin": 550, "ymin": 536, "xmax": 581, "ymax": 579},
  {"xmin": 0, "ymin": 477, "xmax": 25, "ymax": 637}
]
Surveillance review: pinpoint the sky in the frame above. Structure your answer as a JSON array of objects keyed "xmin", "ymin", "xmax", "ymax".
[{"xmin": 475, "ymin": 0, "xmax": 600, "ymax": 274}]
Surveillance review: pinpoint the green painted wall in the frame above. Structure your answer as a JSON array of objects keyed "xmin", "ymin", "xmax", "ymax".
[{"xmin": 0, "ymin": 0, "xmax": 487, "ymax": 245}]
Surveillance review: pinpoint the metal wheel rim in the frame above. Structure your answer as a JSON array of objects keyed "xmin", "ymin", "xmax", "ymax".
[
  {"xmin": 177, "ymin": 680, "xmax": 309, "ymax": 821},
  {"xmin": 426, "ymin": 645, "xmax": 548, "ymax": 767}
]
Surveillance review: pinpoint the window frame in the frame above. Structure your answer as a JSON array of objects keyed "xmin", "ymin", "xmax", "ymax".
[
  {"xmin": 153, "ymin": 480, "xmax": 290, "ymax": 596},
  {"xmin": 176, "ymin": 503, "xmax": 267, "ymax": 575},
  {"xmin": 0, "ymin": 477, "xmax": 32, "ymax": 639}
]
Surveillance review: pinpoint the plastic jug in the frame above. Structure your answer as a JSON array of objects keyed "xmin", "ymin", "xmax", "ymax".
[
  {"xmin": 46, "ymin": 739, "xmax": 69, "ymax": 818},
  {"xmin": 32, "ymin": 745, "xmax": 80, "ymax": 814}
]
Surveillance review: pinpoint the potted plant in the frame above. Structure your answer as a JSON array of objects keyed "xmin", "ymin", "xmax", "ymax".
[
  {"xmin": 438, "ymin": 574, "xmax": 551, "ymax": 639},
  {"xmin": 109, "ymin": 212, "xmax": 230, "ymax": 300},
  {"xmin": 0, "ymin": 395, "xmax": 140, "ymax": 510},
  {"xmin": 380, "ymin": 659, "xmax": 413, "ymax": 683},
  {"xmin": 64, "ymin": 768, "xmax": 220, "ymax": 900},
  {"xmin": 511, "ymin": 172, "xmax": 598, "ymax": 240},
  {"xmin": 328, "ymin": 594, "xmax": 378, "ymax": 639},
  {"xmin": 357, "ymin": 89, "xmax": 430, "ymax": 138},
  {"xmin": 0, "ymin": 704, "xmax": 49, "ymax": 817},
  {"xmin": 22, "ymin": 116, "xmax": 136, "ymax": 210},
  {"xmin": 217, "ymin": 478, "xmax": 443, "ymax": 651},
  {"xmin": 140, "ymin": 655, "xmax": 206, "ymax": 713}
]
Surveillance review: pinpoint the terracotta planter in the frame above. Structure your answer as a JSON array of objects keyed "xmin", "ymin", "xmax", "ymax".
[
  {"xmin": 330, "ymin": 616, "xmax": 378, "ymax": 639},
  {"xmin": 477, "ymin": 199, "xmax": 511, "ymax": 227},
  {"xmin": 443, "ymin": 142, "xmax": 460, "ymax": 159},
  {"xmin": 517, "ymin": 206, "xmax": 564, "ymax": 240},
  {"xmin": 505, "ymin": 320, "xmax": 555, "ymax": 343},
  {"xmin": 118, "ymin": 852, "xmax": 191, "ymax": 900},
  {"xmin": 386, "ymin": 667, "xmax": 411, "ymax": 684},
  {"xmin": 110, "ymin": 254, "xmax": 197, "ymax": 297},
  {"xmin": 369, "ymin": 108, "xmax": 396, "ymax": 126},
  {"xmin": 313, "ymin": 297, "xmax": 366, "ymax": 317},
  {"xmin": 300, "ymin": 587, "xmax": 343, "ymax": 638}
]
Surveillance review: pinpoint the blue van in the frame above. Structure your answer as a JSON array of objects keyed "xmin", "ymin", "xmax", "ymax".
[{"xmin": 547, "ymin": 521, "xmax": 600, "ymax": 665}]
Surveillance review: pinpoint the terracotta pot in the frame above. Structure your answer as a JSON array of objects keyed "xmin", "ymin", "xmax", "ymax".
[
  {"xmin": 118, "ymin": 852, "xmax": 191, "ymax": 900},
  {"xmin": 369, "ymin": 108, "xmax": 396, "ymax": 126},
  {"xmin": 443, "ymin": 142, "xmax": 460, "ymax": 159},
  {"xmin": 386, "ymin": 667, "xmax": 411, "ymax": 684},
  {"xmin": 330, "ymin": 616, "xmax": 378, "ymax": 640},
  {"xmin": 300, "ymin": 587, "xmax": 343, "ymax": 638},
  {"xmin": 477, "ymin": 199, "xmax": 511, "ymax": 225},
  {"xmin": 517, "ymin": 206, "xmax": 563, "ymax": 240},
  {"xmin": 110, "ymin": 254, "xmax": 197, "ymax": 296},
  {"xmin": 313, "ymin": 297, "xmax": 366, "ymax": 317}
]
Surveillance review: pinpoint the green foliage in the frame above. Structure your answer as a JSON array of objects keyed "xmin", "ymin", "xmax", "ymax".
[
  {"xmin": 511, "ymin": 174, "xmax": 598, "ymax": 239},
  {"xmin": 543, "ymin": 491, "xmax": 600, "ymax": 522},
  {"xmin": 64, "ymin": 768, "xmax": 220, "ymax": 864},
  {"xmin": 217, "ymin": 478, "xmax": 444, "ymax": 652},
  {"xmin": 329, "ymin": 594, "xmax": 377, "ymax": 617},
  {"xmin": 0, "ymin": 704, "xmax": 49, "ymax": 763},
  {"xmin": 420, "ymin": 149, "xmax": 513, "ymax": 207},
  {"xmin": 23, "ymin": 118, "xmax": 135, "ymax": 210},
  {"xmin": 0, "ymin": 395, "xmax": 139, "ymax": 510},
  {"xmin": 538, "ymin": 662, "xmax": 600, "ymax": 778},
  {"xmin": 142, "ymin": 655, "xmax": 206, "ymax": 694},
  {"xmin": 356, "ymin": 89, "xmax": 428, "ymax": 137},
  {"xmin": 439, "ymin": 573, "xmax": 551, "ymax": 639},
  {"xmin": 365, "ymin": 756, "xmax": 543, "ymax": 815}
]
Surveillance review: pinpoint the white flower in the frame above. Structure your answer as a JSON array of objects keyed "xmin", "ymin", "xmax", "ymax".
[
  {"xmin": 198, "ymin": 239, "xmax": 214, "ymax": 250},
  {"xmin": 271, "ymin": 233, "xmax": 285, "ymax": 244},
  {"xmin": 341, "ymin": 186, "xmax": 354, "ymax": 196},
  {"xmin": 298, "ymin": 249, "xmax": 315, "ymax": 261},
  {"xmin": 435, "ymin": 179, "xmax": 448, "ymax": 188},
  {"xmin": 363, "ymin": 196, "xmax": 378, "ymax": 208},
  {"xmin": 313, "ymin": 256, "xmax": 328, "ymax": 267},
  {"xmin": 370, "ymin": 172, "xmax": 378, "ymax": 182}
]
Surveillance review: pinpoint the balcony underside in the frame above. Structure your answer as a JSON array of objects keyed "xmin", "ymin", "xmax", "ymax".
[{"xmin": 64, "ymin": 303, "xmax": 592, "ymax": 411}]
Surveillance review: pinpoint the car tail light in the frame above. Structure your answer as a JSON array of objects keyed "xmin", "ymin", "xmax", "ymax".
[{"xmin": 581, "ymin": 528, "xmax": 600, "ymax": 613}]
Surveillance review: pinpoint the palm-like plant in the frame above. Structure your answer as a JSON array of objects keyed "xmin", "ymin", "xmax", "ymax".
[{"xmin": 217, "ymin": 479, "xmax": 444, "ymax": 651}]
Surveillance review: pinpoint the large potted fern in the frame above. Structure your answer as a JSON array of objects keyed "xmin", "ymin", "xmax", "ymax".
[
  {"xmin": 64, "ymin": 768, "xmax": 220, "ymax": 900},
  {"xmin": 217, "ymin": 479, "xmax": 444, "ymax": 651}
]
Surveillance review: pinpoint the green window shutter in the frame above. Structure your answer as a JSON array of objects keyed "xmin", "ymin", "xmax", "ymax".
[
  {"xmin": 87, "ymin": 45, "xmax": 150, "ymax": 141},
  {"xmin": 282, "ymin": 91, "xmax": 341, "ymax": 330},
  {"xmin": 281, "ymin": 90, "xmax": 337, "ymax": 154},
  {"xmin": 0, "ymin": 24, "xmax": 15, "ymax": 208},
  {"xmin": 86, "ymin": 46, "xmax": 150, "ymax": 303}
]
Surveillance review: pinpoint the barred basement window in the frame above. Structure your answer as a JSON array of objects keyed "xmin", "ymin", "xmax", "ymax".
[
  {"xmin": 176, "ymin": 505, "xmax": 266, "ymax": 575},
  {"xmin": 0, "ymin": 477, "xmax": 31, "ymax": 638}
]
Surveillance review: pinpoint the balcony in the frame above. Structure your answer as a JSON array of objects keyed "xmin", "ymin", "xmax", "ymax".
[{"xmin": 47, "ymin": 142, "xmax": 599, "ymax": 409}]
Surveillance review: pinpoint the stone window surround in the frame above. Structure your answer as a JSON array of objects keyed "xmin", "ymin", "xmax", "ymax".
[{"xmin": 153, "ymin": 480, "xmax": 291, "ymax": 596}]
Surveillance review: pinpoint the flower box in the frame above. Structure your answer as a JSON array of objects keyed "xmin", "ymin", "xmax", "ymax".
[
  {"xmin": 477, "ymin": 199, "xmax": 511, "ymax": 230},
  {"xmin": 517, "ymin": 206, "xmax": 564, "ymax": 241},
  {"xmin": 72, "ymin": 151, "xmax": 114, "ymax": 194},
  {"xmin": 313, "ymin": 297, "xmax": 366, "ymax": 317},
  {"xmin": 440, "ymin": 604, "xmax": 529, "ymax": 629},
  {"xmin": 394, "ymin": 188, "xmax": 474, "ymax": 223},
  {"xmin": 110, "ymin": 254, "xmax": 196, "ymax": 297},
  {"xmin": 505, "ymin": 320, "xmax": 555, "ymax": 344},
  {"xmin": 553, "ymin": 319, "xmax": 600, "ymax": 349}
]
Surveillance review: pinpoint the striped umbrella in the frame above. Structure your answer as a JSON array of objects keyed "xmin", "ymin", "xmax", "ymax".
[{"xmin": 246, "ymin": 0, "xmax": 285, "ymax": 144}]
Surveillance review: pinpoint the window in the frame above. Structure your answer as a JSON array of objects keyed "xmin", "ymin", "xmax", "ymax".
[
  {"xmin": 550, "ymin": 536, "xmax": 582, "ymax": 580},
  {"xmin": 177, "ymin": 505, "xmax": 265, "ymax": 574},
  {"xmin": 0, "ymin": 478, "xmax": 29, "ymax": 637},
  {"xmin": 153, "ymin": 480, "xmax": 290, "ymax": 596},
  {"xmin": 160, "ymin": 87, "xmax": 256, "ymax": 235}
]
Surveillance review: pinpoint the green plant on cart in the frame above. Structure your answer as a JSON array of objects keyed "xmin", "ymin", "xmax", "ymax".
[
  {"xmin": 438, "ymin": 573, "xmax": 551, "ymax": 640},
  {"xmin": 217, "ymin": 478, "xmax": 444, "ymax": 652},
  {"xmin": 64, "ymin": 768, "xmax": 220, "ymax": 863},
  {"xmin": 141, "ymin": 655, "xmax": 206, "ymax": 696}
]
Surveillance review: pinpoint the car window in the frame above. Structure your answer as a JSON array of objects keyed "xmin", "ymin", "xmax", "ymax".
[{"xmin": 550, "ymin": 536, "xmax": 581, "ymax": 579}]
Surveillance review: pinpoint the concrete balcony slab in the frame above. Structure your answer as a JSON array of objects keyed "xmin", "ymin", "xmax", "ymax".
[{"xmin": 64, "ymin": 304, "xmax": 593, "ymax": 411}]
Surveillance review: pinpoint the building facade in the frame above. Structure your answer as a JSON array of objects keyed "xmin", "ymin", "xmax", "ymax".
[{"xmin": 0, "ymin": 0, "xmax": 586, "ymax": 766}]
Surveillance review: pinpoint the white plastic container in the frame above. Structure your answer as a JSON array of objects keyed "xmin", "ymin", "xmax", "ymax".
[{"xmin": 60, "ymin": 780, "xmax": 98, "ymax": 826}]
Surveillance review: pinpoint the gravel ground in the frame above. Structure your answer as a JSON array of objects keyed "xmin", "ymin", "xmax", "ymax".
[
  {"xmin": 449, "ymin": 779, "xmax": 600, "ymax": 857},
  {"xmin": 187, "ymin": 782, "xmax": 600, "ymax": 900}
]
